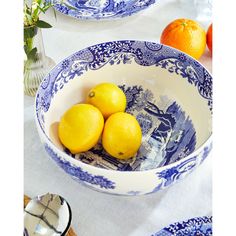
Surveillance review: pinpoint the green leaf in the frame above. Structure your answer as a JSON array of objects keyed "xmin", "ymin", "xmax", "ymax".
[
  {"xmin": 37, "ymin": 0, "xmax": 43, "ymax": 5},
  {"xmin": 36, "ymin": 20, "xmax": 52, "ymax": 28},
  {"xmin": 27, "ymin": 47, "xmax": 38, "ymax": 61},
  {"xmin": 24, "ymin": 26, "xmax": 37, "ymax": 40},
  {"xmin": 37, "ymin": 5, "xmax": 46, "ymax": 13},
  {"xmin": 32, "ymin": 4, "xmax": 40, "ymax": 18},
  {"xmin": 41, "ymin": 4, "xmax": 52, "ymax": 13}
]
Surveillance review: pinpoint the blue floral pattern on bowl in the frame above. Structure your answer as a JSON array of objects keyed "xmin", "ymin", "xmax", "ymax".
[
  {"xmin": 36, "ymin": 41, "xmax": 212, "ymax": 118},
  {"xmin": 35, "ymin": 41, "xmax": 212, "ymax": 141},
  {"xmin": 35, "ymin": 40, "xmax": 212, "ymax": 195},
  {"xmin": 49, "ymin": 0, "xmax": 157, "ymax": 20},
  {"xmin": 44, "ymin": 140, "xmax": 211, "ymax": 194},
  {"xmin": 148, "ymin": 141, "xmax": 212, "ymax": 195},
  {"xmin": 45, "ymin": 144, "xmax": 115, "ymax": 189},
  {"xmin": 151, "ymin": 216, "xmax": 212, "ymax": 236}
]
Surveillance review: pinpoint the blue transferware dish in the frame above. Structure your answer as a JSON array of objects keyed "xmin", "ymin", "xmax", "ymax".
[
  {"xmin": 35, "ymin": 40, "xmax": 212, "ymax": 195},
  {"xmin": 49, "ymin": 0, "xmax": 157, "ymax": 20},
  {"xmin": 151, "ymin": 216, "xmax": 212, "ymax": 236}
]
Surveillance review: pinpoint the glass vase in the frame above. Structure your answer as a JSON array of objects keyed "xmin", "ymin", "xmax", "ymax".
[
  {"xmin": 24, "ymin": 26, "xmax": 55, "ymax": 96},
  {"xmin": 194, "ymin": 0, "xmax": 212, "ymax": 28}
]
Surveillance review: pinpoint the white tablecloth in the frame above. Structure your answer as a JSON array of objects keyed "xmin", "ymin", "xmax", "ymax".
[{"xmin": 24, "ymin": 0, "xmax": 212, "ymax": 235}]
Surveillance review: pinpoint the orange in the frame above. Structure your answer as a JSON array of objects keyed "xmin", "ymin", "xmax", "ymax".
[
  {"xmin": 207, "ymin": 23, "xmax": 212, "ymax": 54},
  {"xmin": 160, "ymin": 18, "xmax": 206, "ymax": 59}
]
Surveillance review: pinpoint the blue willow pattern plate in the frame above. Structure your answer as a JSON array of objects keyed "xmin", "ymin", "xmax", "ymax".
[
  {"xmin": 49, "ymin": 0, "xmax": 157, "ymax": 20},
  {"xmin": 152, "ymin": 216, "xmax": 212, "ymax": 236}
]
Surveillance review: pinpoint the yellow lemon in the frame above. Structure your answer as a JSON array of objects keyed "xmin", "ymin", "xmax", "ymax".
[
  {"xmin": 86, "ymin": 82, "xmax": 127, "ymax": 119},
  {"xmin": 58, "ymin": 104, "xmax": 104, "ymax": 154},
  {"xmin": 102, "ymin": 112, "xmax": 142, "ymax": 159}
]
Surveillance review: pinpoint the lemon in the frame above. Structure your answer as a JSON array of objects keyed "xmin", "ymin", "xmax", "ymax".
[
  {"xmin": 58, "ymin": 104, "xmax": 104, "ymax": 154},
  {"xmin": 102, "ymin": 112, "xmax": 142, "ymax": 159},
  {"xmin": 86, "ymin": 82, "xmax": 127, "ymax": 119}
]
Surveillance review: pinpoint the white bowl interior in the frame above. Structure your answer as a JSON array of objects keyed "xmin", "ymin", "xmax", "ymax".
[{"xmin": 43, "ymin": 61, "xmax": 211, "ymax": 171}]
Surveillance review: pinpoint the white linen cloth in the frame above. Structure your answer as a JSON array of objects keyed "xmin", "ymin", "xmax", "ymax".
[{"xmin": 24, "ymin": 0, "xmax": 212, "ymax": 235}]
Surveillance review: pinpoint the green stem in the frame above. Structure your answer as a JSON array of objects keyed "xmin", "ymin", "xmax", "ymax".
[
  {"xmin": 24, "ymin": 26, "xmax": 38, "ymax": 62},
  {"xmin": 25, "ymin": 37, "xmax": 33, "ymax": 54}
]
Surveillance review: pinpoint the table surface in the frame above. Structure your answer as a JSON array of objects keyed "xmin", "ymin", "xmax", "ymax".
[{"xmin": 24, "ymin": 0, "xmax": 212, "ymax": 235}]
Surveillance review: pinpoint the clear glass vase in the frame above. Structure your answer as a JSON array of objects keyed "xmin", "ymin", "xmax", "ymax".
[
  {"xmin": 24, "ymin": 26, "xmax": 55, "ymax": 96},
  {"xmin": 194, "ymin": 0, "xmax": 212, "ymax": 28}
]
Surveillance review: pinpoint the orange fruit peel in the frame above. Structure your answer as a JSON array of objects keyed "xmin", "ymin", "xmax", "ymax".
[
  {"xmin": 207, "ymin": 23, "xmax": 212, "ymax": 54},
  {"xmin": 161, "ymin": 18, "xmax": 206, "ymax": 59}
]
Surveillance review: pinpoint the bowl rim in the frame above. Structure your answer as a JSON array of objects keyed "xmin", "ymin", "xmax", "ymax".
[{"xmin": 34, "ymin": 39, "xmax": 212, "ymax": 174}]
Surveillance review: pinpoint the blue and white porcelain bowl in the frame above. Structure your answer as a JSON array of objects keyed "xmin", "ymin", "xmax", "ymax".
[
  {"xmin": 50, "ymin": 0, "xmax": 157, "ymax": 20},
  {"xmin": 35, "ymin": 40, "xmax": 212, "ymax": 196}
]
